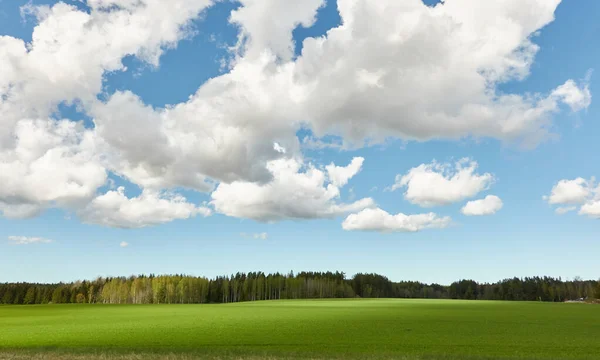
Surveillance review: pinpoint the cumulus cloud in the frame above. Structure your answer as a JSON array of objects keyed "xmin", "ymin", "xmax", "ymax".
[
  {"xmin": 326, "ymin": 157, "xmax": 365, "ymax": 187},
  {"xmin": 292, "ymin": 0, "xmax": 589, "ymax": 147},
  {"xmin": 342, "ymin": 208, "xmax": 451, "ymax": 233},
  {"xmin": 551, "ymin": 79, "xmax": 592, "ymax": 112},
  {"xmin": 0, "ymin": 0, "xmax": 593, "ymax": 228},
  {"xmin": 0, "ymin": 119, "xmax": 105, "ymax": 218},
  {"xmin": 546, "ymin": 177, "xmax": 600, "ymax": 219},
  {"xmin": 78, "ymin": 187, "xmax": 211, "ymax": 229},
  {"xmin": 0, "ymin": 203, "xmax": 44, "ymax": 219},
  {"xmin": 1, "ymin": 0, "xmax": 213, "ymax": 142},
  {"xmin": 230, "ymin": 0, "xmax": 325, "ymax": 61},
  {"xmin": 91, "ymin": 83, "xmax": 301, "ymax": 192},
  {"xmin": 120, "ymin": 241, "xmax": 129, "ymax": 248},
  {"xmin": 392, "ymin": 159, "xmax": 494, "ymax": 207},
  {"xmin": 579, "ymin": 201, "xmax": 600, "ymax": 219},
  {"xmin": 8, "ymin": 236, "xmax": 53, "ymax": 245},
  {"xmin": 544, "ymin": 178, "xmax": 591, "ymax": 205},
  {"xmin": 0, "ymin": 0, "xmax": 214, "ymax": 224},
  {"xmin": 211, "ymin": 157, "xmax": 374, "ymax": 222},
  {"xmin": 461, "ymin": 195, "xmax": 503, "ymax": 216}
]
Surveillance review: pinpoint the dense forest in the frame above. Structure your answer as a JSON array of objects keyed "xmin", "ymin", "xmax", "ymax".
[{"xmin": 1, "ymin": 272, "xmax": 598, "ymax": 305}]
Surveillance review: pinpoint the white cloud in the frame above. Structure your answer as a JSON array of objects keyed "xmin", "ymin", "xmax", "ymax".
[
  {"xmin": 0, "ymin": 119, "xmax": 106, "ymax": 218},
  {"xmin": 545, "ymin": 178, "xmax": 591, "ymax": 205},
  {"xmin": 326, "ymin": 157, "xmax": 365, "ymax": 187},
  {"xmin": 546, "ymin": 178, "xmax": 600, "ymax": 219},
  {"xmin": 551, "ymin": 79, "xmax": 592, "ymax": 112},
  {"xmin": 78, "ymin": 187, "xmax": 211, "ymax": 229},
  {"xmin": 273, "ymin": 143, "xmax": 287, "ymax": 154},
  {"xmin": 461, "ymin": 195, "xmax": 504, "ymax": 216},
  {"xmin": 211, "ymin": 157, "xmax": 374, "ymax": 222},
  {"xmin": 579, "ymin": 201, "xmax": 600, "ymax": 219},
  {"xmin": 229, "ymin": 0, "xmax": 325, "ymax": 61},
  {"xmin": 1, "ymin": 0, "xmax": 213, "ymax": 142},
  {"xmin": 0, "ymin": 203, "xmax": 44, "ymax": 219},
  {"xmin": 8, "ymin": 236, "xmax": 53, "ymax": 245},
  {"xmin": 0, "ymin": 0, "xmax": 214, "ymax": 224},
  {"xmin": 555, "ymin": 206, "xmax": 577, "ymax": 215},
  {"xmin": 81, "ymin": 0, "xmax": 589, "ymax": 205},
  {"xmin": 392, "ymin": 159, "xmax": 494, "ymax": 207},
  {"xmin": 254, "ymin": 232, "xmax": 268, "ymax": 240},
  {"xmin": 292, "ymin": 0, "xmax": 588, "ymax": 147},
  {"xmin": 342, "ymin": 208, "xmax": 451, "ymax": 233},
  {"xmin": 120, "ymin": 241, "xmax": 129, "ymax": 248},
  {"xmin": 90, "ymin": 56, "xmax": 303, "ymax": 191},
  {"xmin": 0, "ymin": 0, "xmax": 594, "ymax": 229},
  {"xmin": 240, "ymin": 232, "xmax": 268, "ymax": 240}
]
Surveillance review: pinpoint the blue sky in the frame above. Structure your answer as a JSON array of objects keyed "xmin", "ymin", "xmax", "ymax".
[{"xmin": 0, "ymin": 0, "xmax": 598, "ymax": 285}]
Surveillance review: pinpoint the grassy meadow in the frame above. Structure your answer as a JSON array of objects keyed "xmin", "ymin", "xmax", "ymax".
[{"xmin": 1, "ymin": 299, "xmax": 599, "ymax": 360}]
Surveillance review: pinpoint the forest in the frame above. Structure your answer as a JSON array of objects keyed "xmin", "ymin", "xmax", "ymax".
[{"xmin": 1, "ymin": 271, "xmax": 598, "ymax": 305}]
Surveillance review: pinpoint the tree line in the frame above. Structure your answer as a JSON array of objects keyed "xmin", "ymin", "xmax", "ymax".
[{"xmin": 1, "ymin": 271, "xmax": 598, "ymax": 305}]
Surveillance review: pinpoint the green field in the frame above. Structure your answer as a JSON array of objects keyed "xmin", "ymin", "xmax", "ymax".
[{"xmin": 1, "ymin": 299, "xmax": 599, "ymax": 359}]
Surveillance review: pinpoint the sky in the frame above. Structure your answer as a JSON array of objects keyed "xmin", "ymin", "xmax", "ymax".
[{"xmin": 0, "ymin": 0, "xmax": 598, "ymax": 285}]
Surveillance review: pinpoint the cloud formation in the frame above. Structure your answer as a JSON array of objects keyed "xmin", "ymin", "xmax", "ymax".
[
  {"xmin": 392, "ymin": 159, "xmax": 494, "ymax": 207},
  {"xmin": 8, "ymin": 236, "xmax": 53, "ymax": 245},
  {"xmin": 0, "ymin": 0, "xmax": 592, "ymax": 228},
  {"xmin": 293, "ymin": 0, "xmax": 589, "ymax": 147},
  {"xmin": 555, "ymin": 206, "xmax": 576, "ymax": 215},
  {"xmin": 545, "ymin": 178, "xmax": 591, "ymax": 205},
  {"xmin": 0, "ymin": 119, "xmax": 105, "ymax": 218},
  {"xmin": 546, "ymin": 177, "xmax": 600, "ymax": 219},
  {"xmin": 326, "ymin": 157, "xmax": 365, "ymax": 187},
  {"xmin": 342, "ymin": 208, "xmax": 451, "ymax": 233},
  {"xmin": 211, "ymin": 157, "xmax": 374, "ymax": 222},
  {"xmin": 230, "ymin": 0, "xmax": 325, "ymax": 62},
  {"xmin": 79, "ymin": 187, "xmax": 211, "ymax": 229},
  {"xmin": 461, "ymin": 195, "xmax": 504, "ymax": 216},
  {"xmin": 579, "ymin": 201, "xmax": 600, "ymax": 219},
  {"xmin": 0, "ymin": 0, "xmax": 214, "ymax": 224}
]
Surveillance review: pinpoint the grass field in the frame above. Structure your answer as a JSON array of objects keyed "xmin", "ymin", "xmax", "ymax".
[{"xmin": 1, "ymin": 299, "xmax": 599, "ymax": 360}]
